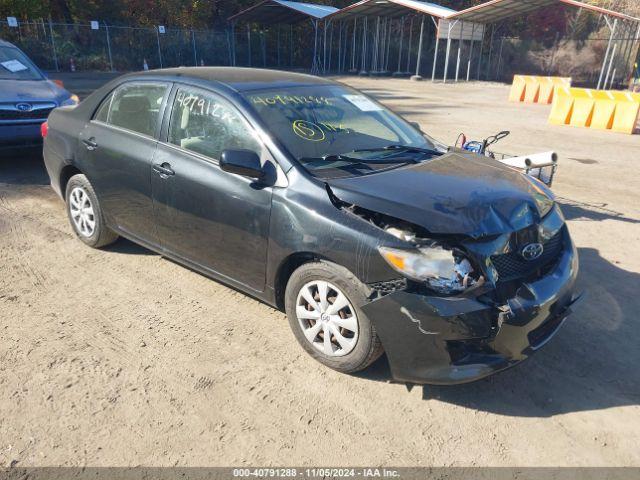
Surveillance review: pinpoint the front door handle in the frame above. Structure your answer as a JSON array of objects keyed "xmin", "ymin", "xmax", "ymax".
[
  {"xmin": 82, "ymin": 138, "xmax": 98, "ymax": 151},
  {"xmin": 153, "ymin": 162, "xmax": 175, "ymax": 177}
]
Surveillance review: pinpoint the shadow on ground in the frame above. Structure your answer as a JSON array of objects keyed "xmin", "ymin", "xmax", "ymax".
[
  {"xmin": 0, "ymin": 151, "xmax": 49, "ymax": 186},
  {"xmin": 558, "ymin": 197, "xmax": 640, "ymax": 225},
  {"xmin": 104, "ymin": 237, "xmax": 156, "ymax": 256},
  {"xmin": 360, "ymin": 247, "xmax": 640, "ymax": 417}
]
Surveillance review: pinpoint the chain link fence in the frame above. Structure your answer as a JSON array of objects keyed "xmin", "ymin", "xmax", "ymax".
[{"xmin": 0, "ymin": 19, "xmax": 321, "ymax": 73}]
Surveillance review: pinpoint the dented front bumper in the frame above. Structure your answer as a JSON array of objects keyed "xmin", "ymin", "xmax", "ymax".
[{"xmin": 362, "ymin": 235, "xmax": 580, "ymax": 385}]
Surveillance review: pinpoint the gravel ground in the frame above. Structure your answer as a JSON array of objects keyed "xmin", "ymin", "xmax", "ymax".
[{"xmin": 0, "ymin": 74, "xmax": 639, "ymax": 467}]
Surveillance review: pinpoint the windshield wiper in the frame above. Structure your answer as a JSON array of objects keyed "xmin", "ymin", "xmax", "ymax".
[
  {"xmin": 321, "ymin": 153, "xmax": 418, "ymax": 165},
  {"xmin": 353, "ymin": 145, "xmax": 443, "ymax": 156}
]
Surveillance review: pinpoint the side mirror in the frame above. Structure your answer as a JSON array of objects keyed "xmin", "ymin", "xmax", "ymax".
[{"xmin": 220, "ymin": 149, "xmax": 264, "ymax": 180}]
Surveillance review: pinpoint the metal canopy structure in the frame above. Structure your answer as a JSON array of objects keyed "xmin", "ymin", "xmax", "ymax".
[
  {"xmin": 323, "ymin": 0, "xmax": 459, "ymax": 79},
  {"xmin": 228, "ymin": 0, "xmax": 338, "ymax": 25},
  {"xmin": 447, "ymin": 0, "xmax": 640, "ymax": 24},
  {"xmin": 227, "ymin": 1, "xmax": 339, "ymax": 74},
  {"xmin": 443, "ymin": 0, "xmax": 640, "ymax": 89}
]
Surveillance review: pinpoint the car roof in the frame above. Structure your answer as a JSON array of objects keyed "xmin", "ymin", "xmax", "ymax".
[{"xmin": 132, "ymin": 67, "xmax": 335, "ymax": 92}]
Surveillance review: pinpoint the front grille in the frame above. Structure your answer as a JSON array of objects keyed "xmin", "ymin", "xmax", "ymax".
[
  {"xmin": 0, "ymin": 107, "xmax": 54, "ymax": 121},
  {"xmin": 491, "ymin": 230, "xmax": 564, "ymax": 282},
  {"xmin": 0, "ymin": 103, "xmax": 56, "ymax": 122}
]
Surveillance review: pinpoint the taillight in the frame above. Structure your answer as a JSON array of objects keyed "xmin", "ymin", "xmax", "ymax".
[{"xmin": 41, "ymin": 121, "xmax": 49, "ymax": 138}]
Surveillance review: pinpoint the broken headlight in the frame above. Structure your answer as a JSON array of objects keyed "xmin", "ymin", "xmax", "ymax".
[{"xmin": 378, "ymin": 245, "xmax": 481, "ymax": 294}]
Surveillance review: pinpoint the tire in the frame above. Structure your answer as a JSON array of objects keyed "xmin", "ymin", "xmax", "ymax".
[
  {"xmin": 65, "ymin": 174, "xmax": 118, "ymax": 248},
  {"xmin": 285, "ymin": 261, "xmax": 384, "ymax": 373}
]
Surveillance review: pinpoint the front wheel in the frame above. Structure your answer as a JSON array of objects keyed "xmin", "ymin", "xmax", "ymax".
[
  {"xmin": 285, "ymin": 261, "xmax": 383, "ymax": 373},
  {"xmin": 65, "ymin": 174, "xmax": 118, "ymax": 248}
]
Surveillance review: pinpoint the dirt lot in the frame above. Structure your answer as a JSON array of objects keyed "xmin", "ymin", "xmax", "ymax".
[{"xmin": 1, "ymin": 74, "xmax": 639, "ymax": 467}]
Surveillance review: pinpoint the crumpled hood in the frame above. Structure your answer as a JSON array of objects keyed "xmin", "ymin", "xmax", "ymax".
[
  {"xmin": 0, "ymin": 79, "xmax": 65, "ymax": 103},
  {"xmin": 326, "ymin": 152, "xmax": 555, "ymax": 238}
]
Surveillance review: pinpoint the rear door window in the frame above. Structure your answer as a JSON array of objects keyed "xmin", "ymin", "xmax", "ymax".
[{"xmin": 100, "ymin": 83, "xmax": 169, "ymax": 138}]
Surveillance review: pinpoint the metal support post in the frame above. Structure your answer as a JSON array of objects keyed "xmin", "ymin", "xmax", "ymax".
[
  {"xmin": 476, "ymin": 26, "xmax": 485, "ymax": 80},
  {"xmin": 598, "ymin": 17, "xmax": 617, "ymax": 89},
  {"xmin": 443, "ymin": 21, "xmax": 457, "ymax": 83},
  {"xmin": 372, "ymin": 16, "xmax": 381, "ymax": 74},
  {"xmin": 394, "ymin": 17, "xmax": 405, "ymax": 76},
  {"xmin": 351, "ymin": 18, "xmax": 358, "ymax": 72},
  {"xmin": 455, "ymin": 21, "xmax": 464, "ymax": 82},
  {"xmin": 496, "ymin": 35, "xmax": 505, "ymax": 80},
  {"xmin": 312, "ymin": 20, "xmax": 319, "ymax": 74},
  {"xmin": 277, "ymin": 25, "xmax": 281, "ymax": 67},
  {"xmin": 338, "ymin": 21, "xmax": 343, "ymax": 72},
  {"xmin": 431, "ymin": 25, "xmax": 440, "ymax": 81},
  {"xmin": 604, "ymin": 42, "xmax": 618, "ymax": 88},
  {"xmin": 411, "ymin": 16, "xmax": 425, "ymax": 81},
  {"xmin": 467, "ymin": 24, "xmax": 476, "ymax": 81},
  {"xmin": 105, "ymin": 22, "xmax": 114, "ymax": 72},
  {"xmin": 384, "ymin": 17, "xmax": 392, "ymax": 73},
  {"xmin": 156, "ymin": 26, "xmax": 163, "ymax": 68},
  {"xmin": 247, "ymin": 25, "xmax": 252, "ymax": 67},
  {"xmin": 192, "ymin": 29, "xmax": 197, "ymax": 66},
  {"xmin": 48, "ymin": 18, "xmax": 59, "ymax": 72},
  {"xmin": 486, "ymin": 24, "xmax": 495, "ymax": 80},
  {"xmin": 405, "ymin": 17, "xmax": 414, "ymax": 74},
  {"xmin": 328, "ymin": 21, "xmax": 334, "ymax": 73},
  {"xmin": 360, "ymin": 17, "xmax": 368, "ymax": 75},
  {"xmin": 231, "ymin": 23, "xmax": 237, "ymax": 66}
]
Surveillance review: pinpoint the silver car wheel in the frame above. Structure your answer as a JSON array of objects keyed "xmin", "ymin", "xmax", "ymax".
[
  {"xmin": 69, "ymin": 186, "xmax": 96, "ymax": 237},
  {"xmin": 296, "ymin": 280, "xmax": 359, "ymax": 357}
]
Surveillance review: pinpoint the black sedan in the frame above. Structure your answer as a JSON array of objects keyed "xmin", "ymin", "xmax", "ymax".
[{"xmin": 42, "ymin": 68, "xmax": 580, "ymax": 384}]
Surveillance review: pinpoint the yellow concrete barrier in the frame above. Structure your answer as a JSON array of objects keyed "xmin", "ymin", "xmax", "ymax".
[
  {"xmin": 510, "ymin": 75, "xmax": 572, "ymax": 104},
  {"xmin": 548, "ymin": 86, "xmax": 574, "ymax": 125},
  {"xmin": 611, "ymin": 91, "xmax": 640, "ymax": 134},
  {"xmin": 538, "ymin": 77, "xmax": 571, "ymax": 104},
  {"xmin": 508, "ymin": 75, "xmax": 526, "ymax": 102},
  {"xmin": 523, "ymin": 77, "xmax": 541, "ymax": 103},
  {"xmin": 591, "ymin": 91, "xmax": 617, "ymax": 130},
  {"xmin": 569, "ymin": 88, "xmax": 595, "ymax": 128},
  {"xmin": 548, "ymin": 88, "xmax": 639, "ymax": 134}
]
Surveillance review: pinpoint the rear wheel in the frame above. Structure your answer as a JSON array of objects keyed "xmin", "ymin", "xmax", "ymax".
[
  {"xmin": 65, "ymin": 174, "xmax": 118, "ymax": 248},
  {"xmin": 285, "ymin": 261, "xmax": 383, "ymax": 373}
]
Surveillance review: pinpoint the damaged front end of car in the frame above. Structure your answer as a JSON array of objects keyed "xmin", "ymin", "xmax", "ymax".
[{"xmin": 328, "ymin": 183, "xmax": 581, "ymax": 385}]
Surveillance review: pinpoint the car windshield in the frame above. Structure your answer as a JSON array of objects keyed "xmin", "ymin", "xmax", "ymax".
[
  {"xmin": 0, "ymin": 46, "xmax": 43, "ymax": 81},
  {"xmin": 242, "ymin": 85, "xmax": 442, "ymax": 176}
]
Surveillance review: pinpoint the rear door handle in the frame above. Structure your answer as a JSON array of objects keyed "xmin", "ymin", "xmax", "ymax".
[
  {"xmin": 153, "ymin": 163, "xmax": 175, "ymax": 177},
  {"xmin": 82, "ymin": 138, "xmax": 98, "ymax": 151}
]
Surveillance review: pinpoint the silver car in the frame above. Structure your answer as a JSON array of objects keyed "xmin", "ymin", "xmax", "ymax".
[{"xmin": 0, "ymin": 39, "xmax": 78, "ymax": 153}]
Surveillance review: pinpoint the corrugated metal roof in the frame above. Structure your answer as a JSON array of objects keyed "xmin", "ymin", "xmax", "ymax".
[
  {"xmin": 325, "ymin": 0, "xmax": 457, "ymax": 21},
  {"xmin": 274, "ymin": 0, "xmax": 338, "ymax": 17},
  {"xmin": 447, "ymin": 0, "xmax": 640, "ymax": 24},
  {"xmin": 228, "ymin": 0, "xmax": 339, "ymax": 24}
]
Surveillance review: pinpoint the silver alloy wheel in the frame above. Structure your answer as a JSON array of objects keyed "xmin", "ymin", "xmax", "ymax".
[
  {"xmin": 296, "ymin": 280, "xmax": 359, "ymax": 357},
  {"xmin": 69, "ymin": 186, "xmax": 96, "ymax": 238}
]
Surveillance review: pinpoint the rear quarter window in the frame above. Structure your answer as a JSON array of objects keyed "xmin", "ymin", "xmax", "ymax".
[{"xmin": 93, "ymin": 93, "xmax": 113, "ymax": 123}]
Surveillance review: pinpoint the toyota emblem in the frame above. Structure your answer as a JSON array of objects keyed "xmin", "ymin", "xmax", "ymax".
[{"xmin": 521, "ymin": 243, "xmax": 544, "ymax": 261}]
